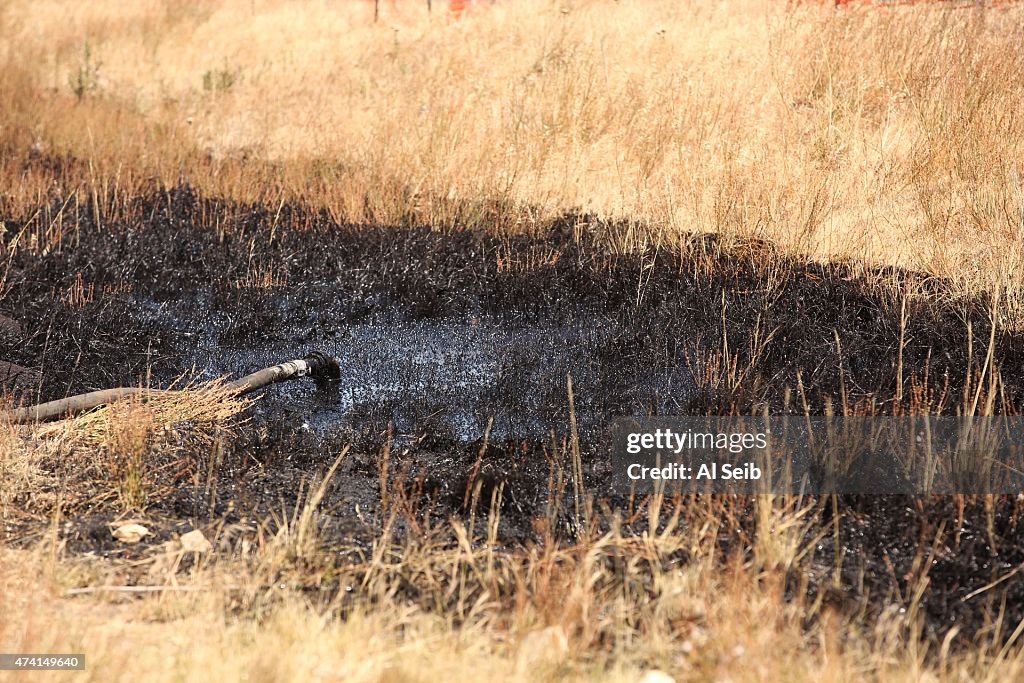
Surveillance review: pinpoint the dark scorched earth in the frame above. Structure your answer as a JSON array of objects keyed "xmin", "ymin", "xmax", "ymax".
[{"xmin": 3, "ymin": 188, "xmax": 1024, "ymax": 646}]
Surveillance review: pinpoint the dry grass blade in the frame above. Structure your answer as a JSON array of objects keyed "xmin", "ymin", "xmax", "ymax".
[{"xmin": 0, "ymin": 1, "xmax": 1022, "ymax": 320}]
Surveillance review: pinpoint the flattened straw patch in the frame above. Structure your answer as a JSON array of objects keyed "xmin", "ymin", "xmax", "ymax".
[{"xmin": 31, "ymin": 378, "xmax": 252, "ymax": 448}]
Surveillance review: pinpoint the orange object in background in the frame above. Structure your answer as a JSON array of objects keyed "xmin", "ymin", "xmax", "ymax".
[
  {"xmin": 830, "ymin": 0, "xmax": 1020, "ymax": 6},
  {"xmin": 363, "ymin": 0, "xmax": 484, "ymax": 23}
]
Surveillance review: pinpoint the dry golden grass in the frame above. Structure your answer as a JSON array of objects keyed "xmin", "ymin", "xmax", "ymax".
[
  {"xmin": 4, "ymin": 475, "xmax": 1024, "ymax": 682},
  {"xmin": 4, "ymin": 1, "xmax": 1024, "ymax": 680},
  {"xmin": 1, "ymin": 0, "xmax": 1023, "ymax": 307},
  {"xmin": 2, "ymin": 383, "xmax": 1023, "ymax": 681},
  {"xmin": 0, "ymin": 383, "xmax": 249, "ymax": 519}
]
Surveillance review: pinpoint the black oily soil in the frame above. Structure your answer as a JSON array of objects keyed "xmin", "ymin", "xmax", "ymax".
[
  {"xmin": 2, "ymin": 187, "xmax": 1024, "ymax": 648},
  {"xmin": 5, "ymin": 188, "xmax": 1020, "ymax": 419}
]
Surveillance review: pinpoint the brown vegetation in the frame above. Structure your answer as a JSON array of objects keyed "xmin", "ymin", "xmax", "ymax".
[
  {"xmin": 3, "ymin": 1, "xmax": 1024, "ymax": 681},
  {"xmin": 1, "ymin": 1, "xmax": 1023, "ymax": 311}
]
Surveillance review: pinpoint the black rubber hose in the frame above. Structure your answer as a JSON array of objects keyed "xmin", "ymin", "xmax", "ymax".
[{"xmin": 2, "ymin": 352, "xmax": 341, "ymax": 425}]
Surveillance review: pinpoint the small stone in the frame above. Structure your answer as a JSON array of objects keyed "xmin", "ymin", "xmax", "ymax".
[
  {"xmin": 112, "ymin": 523, "xmax": 151, "ymax": 544},
  {"xmin": 180, "ymin": 529, "xmax": 212, "ymax": 553}
]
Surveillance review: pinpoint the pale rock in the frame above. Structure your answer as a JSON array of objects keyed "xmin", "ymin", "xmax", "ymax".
[
  {"xmin": 180, "ymin": 529, "xmax": 212, "ymax": 553},
  {"xmin": 112, "ymin": 523, "xmax": 150, "ymax": 544}
]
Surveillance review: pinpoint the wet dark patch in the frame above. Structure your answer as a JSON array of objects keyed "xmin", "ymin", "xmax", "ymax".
[{"xmin": 3, "ymin": 186, "xmax": 1024, "ymax": 648}]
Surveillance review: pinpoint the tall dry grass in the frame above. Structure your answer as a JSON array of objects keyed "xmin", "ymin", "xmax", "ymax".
[
  {"xmin": 0, "ymin": 0, "xmax": 1022, "ymax": 307},
  {"xmin": 3, "ymin": 2, "xmax": 1024, "ymax": 680},
  {"xmin": 2, "ymin": 379, "xmax": 1024, "ymax": 682},
  {"xmin": 3, "ymin": 454, "xmax": 1024, "ymax": 682}
]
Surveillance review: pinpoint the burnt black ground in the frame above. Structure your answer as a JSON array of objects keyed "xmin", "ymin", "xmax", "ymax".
[{"xmin": 2, "ymin": 187, "xmax": 1024, "ymax": 647}]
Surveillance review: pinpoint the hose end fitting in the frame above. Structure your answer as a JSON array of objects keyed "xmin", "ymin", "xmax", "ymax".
[{"xmin": 303, "ymin": 351, "xmax": 341, "ymax": 382}]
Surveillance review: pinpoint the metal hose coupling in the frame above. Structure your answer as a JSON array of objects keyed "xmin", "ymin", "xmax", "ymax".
[
  {"xmin": 303, "ymin": 351, "xmax": 342, "ymax": 382},
  {"xmin": 226, "ymin": 351, "xmax": 342, "ymax": 393}
]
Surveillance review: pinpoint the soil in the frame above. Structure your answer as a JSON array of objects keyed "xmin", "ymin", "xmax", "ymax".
[{"xmin": 2, "ymin": 186, "xmax": 1023, "ymax": 647}]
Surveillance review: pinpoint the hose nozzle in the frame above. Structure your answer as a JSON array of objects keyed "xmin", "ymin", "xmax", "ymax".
[{"xmin": 304, "ymin": 351, "xmax": 341, "ymax": 382}]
